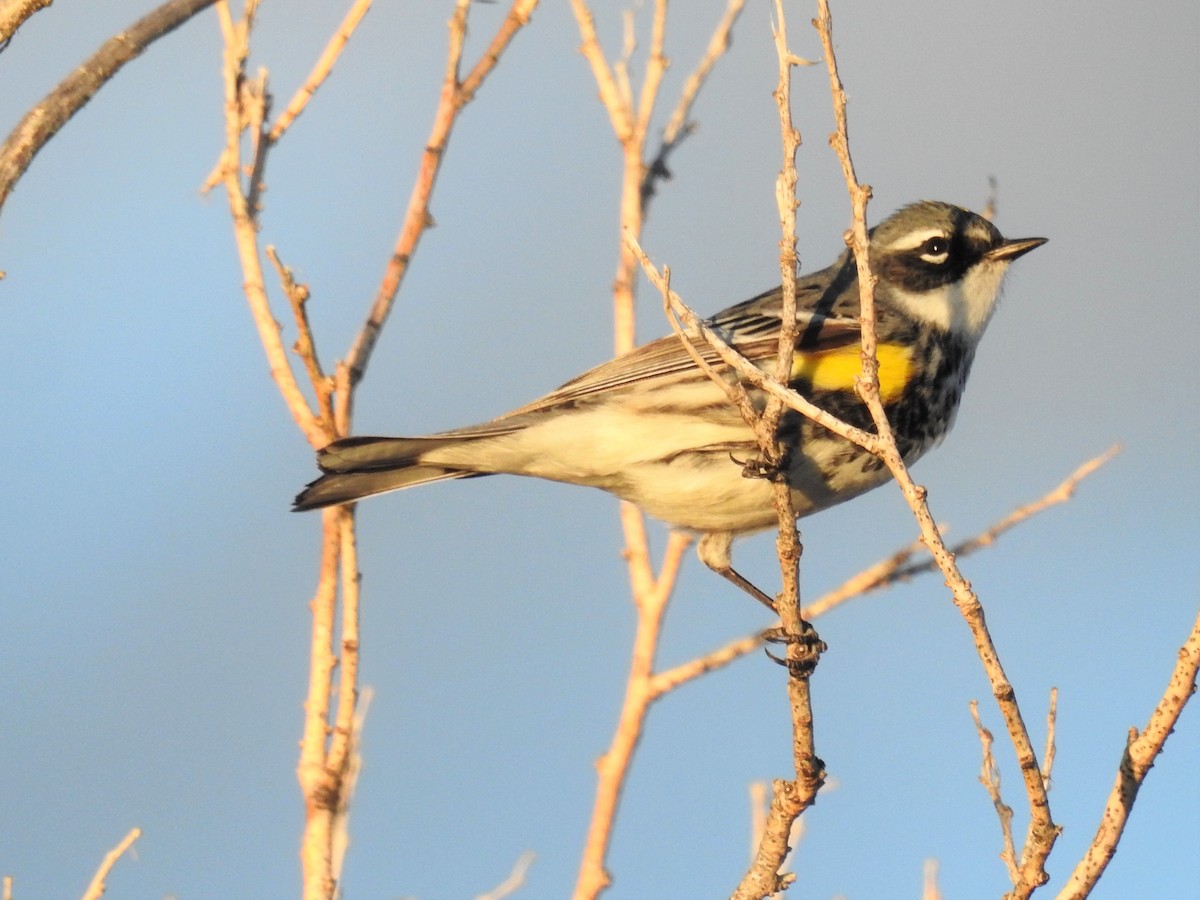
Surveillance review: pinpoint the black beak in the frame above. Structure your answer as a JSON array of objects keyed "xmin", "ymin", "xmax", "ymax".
[{"xmin": 986, "ymin": 236, "xmax": 1048, "ymax": 262}]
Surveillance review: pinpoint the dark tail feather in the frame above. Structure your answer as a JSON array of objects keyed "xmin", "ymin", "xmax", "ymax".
[{"xmin": 292, "ymin": 435, "xmax": 479, "ymax": 511}]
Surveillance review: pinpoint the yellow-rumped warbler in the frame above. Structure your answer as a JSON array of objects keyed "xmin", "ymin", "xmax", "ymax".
[{"xmin": 295, "ymin": 201, "xmax": 1045, "ymax": 602}]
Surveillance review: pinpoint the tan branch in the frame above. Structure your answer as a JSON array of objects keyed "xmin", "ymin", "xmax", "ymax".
[
  {"xmin": 297, "ymin": 510, "xmax": 343, "ymax": 900},
  {"xmin": 890, "ymin": 447, "xmax": 1120, "ymax": 583},
  {"xmin": 0, "ymin": 0, "xmax": 218, "ymax": 219},
  {"xmin": 642, "ymin": 0, "xmax": 745, "ymax": 211},
  {"xmin": 732, "ymin": 780, "xmax": 801, "ymax": 899},
  {"xmin": 922, "ymin": 859, "xmax": 942, "ymax": 900},
  {"xmin": 1056, "ymin": 605, "xmax": 1200, "ymax": 898},
  {"xmin": 460, "ymin": 0, "xmax": 540, "ymax": 103},
  {"xmin": 971, "ymin": 700, "xmax": 1020, "ymax": 884},
  {"xmin": 1042, "ymin": 687, "xmax": 1058, "ymax": 790},
  {"xmin": 341, "ymin": 0, "xmax": 539, "ymax": 398},
  {"xmin": 813, "ymin": 3, "xmax": 1058, "ymax": 894},
  {"xmin": 628, "ymin": 235, "xmax": 881, "ymax": 452},
  {"xmin": 81, "ymin": 828, "xmax": 141, "ymax": 900},
  {"xmin": 213, "ymin": 17, "xmax": 325, "ymax": 445},
  {"xmin": 564, "ymin": 7, "xmax": 748, "ymax": 894},
  {"xmin": 0, "ymin": 0, "xmax": 53, "ymax": 45},
  {"xmin": 731, "ymin": 9, "xmax": 825, "ymax": 894},
  {"xmin": 268, "ymin": 0, "xmax": 372, "ymax": 144},
  {"xmin": 325, "ymin": 511, "xmax": 362, "ymax": 781},
  {"xmin": 569, "ymin": 0, "xmax": 633, "ymax": 142},
  {"xmin": 573, "ymin": 532, "xmax": 684, "ymax": 900},
  {"xmin": 332, "ymin": 687, "xmax": 372, "ymax": 885},
  {"xmin": 477, "ymin": 850, "xmax": 537, "ymax": 900},
  {"xmin": 268, "ymin": 245, "xmax": 336, "ymax": 431}
]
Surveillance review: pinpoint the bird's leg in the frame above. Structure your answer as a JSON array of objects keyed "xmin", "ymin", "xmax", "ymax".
[
  {"xmin": 696, "ymin": 532, "xmax": 777, "ymax": 613},
  {"xmin": 730, "ymin": 451, "xmax": 789, "ymax": 483}
]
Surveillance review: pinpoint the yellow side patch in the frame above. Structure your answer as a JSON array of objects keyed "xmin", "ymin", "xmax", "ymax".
[{"xmin": 790, "ymin": 342, "xmax": 916, "ymax": 403}]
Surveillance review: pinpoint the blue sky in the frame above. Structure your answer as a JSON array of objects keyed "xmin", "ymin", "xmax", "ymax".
[{"xmin": 1, "ymin": 1, "xmax": 1197, "ymax": 897}]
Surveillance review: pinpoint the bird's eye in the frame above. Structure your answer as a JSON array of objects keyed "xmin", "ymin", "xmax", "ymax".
[{"xmin": 918, "ymin": 236, "xmax": 950, "ymax": 263}]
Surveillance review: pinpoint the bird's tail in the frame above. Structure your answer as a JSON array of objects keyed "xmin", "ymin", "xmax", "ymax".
[{"xmin": 292, "ymin": 435, "xmax": 483, "ymax": 511}]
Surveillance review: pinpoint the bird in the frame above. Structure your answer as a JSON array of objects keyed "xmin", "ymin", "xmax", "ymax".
[{"xmin": 294, "ymin": 201, "xmax": 1045, "ymax": 607}]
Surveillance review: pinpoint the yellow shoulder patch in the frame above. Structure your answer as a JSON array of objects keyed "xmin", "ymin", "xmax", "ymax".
[{"xmin": 790, "ymin": 342, "xmax": 915, "ymax": 403}]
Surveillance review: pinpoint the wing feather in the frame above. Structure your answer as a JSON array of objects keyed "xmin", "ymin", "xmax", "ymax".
[{"xmin": 431, "ymin": 269, "xmax": 864, "ymax": 438}]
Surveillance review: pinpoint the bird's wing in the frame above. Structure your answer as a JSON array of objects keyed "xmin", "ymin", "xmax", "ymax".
[
  {"xmin": 428, "ymin": 277, "xmax": 865, "ymax": 439},
  {"xmin": 501, "ymin": 304, "xmax": 863, "ymax": 417}
]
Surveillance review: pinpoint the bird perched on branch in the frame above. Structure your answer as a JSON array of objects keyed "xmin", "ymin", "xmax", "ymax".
[{"xmin": 295, "ymin": 201, "xmax": 1045, "ymax": 606}]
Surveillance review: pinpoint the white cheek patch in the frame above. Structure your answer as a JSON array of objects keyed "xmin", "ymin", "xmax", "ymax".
[
  {"xmin": 955, "ymin": 260, "xmax": 1009, "ymax": 337},
  {"xmin": 890, "ymin": 260, "xmax": 1011, "ymax": 340}
]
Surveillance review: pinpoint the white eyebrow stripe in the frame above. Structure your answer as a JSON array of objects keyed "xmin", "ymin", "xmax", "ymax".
[{"xmin": 885, "ymin": 227, "xmax": 949, "ymax": 252}]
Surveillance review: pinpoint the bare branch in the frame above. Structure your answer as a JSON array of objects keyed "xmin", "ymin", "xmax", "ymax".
[
  {"xmin": 1056, "ymin": 605, "xmax": 1200, "ymax": 898},
  {"xmin": 267, "ymin": 245, "xmax": 336, "ymax": 431},
  {"xmin": 342, "ymin": 0, "xmax": 539, "ymax": 395},
  {"xmin": 569, "ymin": 0, "xmax": 634, "ymax": 142},
  {"xmin": 268, "ymin": 0, "xmax": 373, "ymax": 144},
  {"xmin": 573, "ymin": 531, "xmax": 686, "ymax": 899},
  {"xmin": 0, "ymin": 0, "xmax": 217, "ymax": 219},
  {"xmin": 296, "ymin": 509, "xmax": 343, "ymax": 898},
  {"xmin": 331, "ymin": 687, "xmax": 372, "ymax": 885},
  {"xmin": 476, "ymin": 850, "xmax": 537, "ymax": 900},
  {"xmin": 642, "ymin": 0, "xmax": 746, "ymax": 211},
  {"xmin": 564, "ymin": 7, "xmax": 743, "ymax": 893},
  {"xmin": 922, "ymin": 859, "xmax": 942, "ymax": 900},
  {"xmin": 213, "ymin": 12, "xmax": 325, "ymax": 444},
  {"xmin": 730, "ymin": 5, "xmax": 827, "ymax": 895},
  {"xmin": 813, "ymin": 3, "xmax": 1059, "ymax": 892},
  {"xmin": 1042, "ymin": 687, "xmax": 1058, "ymax": 790},
  {"xmin": 81, "ymin": 828, "xmax": 141, "ymax": 900},
  {"xmin": 971, "ymin": 701, "xmax": 1020, "ymax": 884},
  {"xmin": 890, "ymin": 446, "xmax": 1120, "ymax": 583},
  {"xmin": 0, "ymin": 0, "xmax": 53, "ymax": 46},
  {"xmin": 627, "ymin": 235, "xmax": 881, "ymax": 452}
]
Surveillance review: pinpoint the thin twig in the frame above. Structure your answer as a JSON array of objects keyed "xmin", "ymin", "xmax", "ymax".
[
  {"xmin": 971, "ymin": 701, "xmax": 1020, "ymax": 884},
  {"xmin": 80, "ymin": 828, "xmax": 141, "ymax": 900},
  {"xmin": 213, "ymin": 4, "xmax": 324, "ymax": 445},
  {"xmin": 730, "ymin": 5, "xmax": 822, "ymax": 894},
  {"xmin": 341, "ymin": 0, "xmax": 539, "ymax": 399},
  {"xmin": 642, "ymin": 0, "xmax": 746, "ymax": 212},
  {"xmin": 1042, "ymin": 688, "xmax": 1058, "ymax": 791},
  {"xmin": 477, "ymin": 850, "xmax": 537, "ymax": 900},
  {"xmin": 268, "ymin": 245, "xmax": 336, "ymax": 432},
  {"xmin": 570, "ymin": 0, "xmax": 634, "ymax": 142},
  {"xmin": 574, "ymin": 530, "xmax": 691, "ymax": 900},
  {"xmin": 813, "ymin": 4, "xmax": 1060, "ymax": 893},
  {"xmin": 651, "ymin": 442, "xmax": 1116, "ymax": 691},
  {"xmin": 565, "ymin": 5, "xmax": 742, "ymax": 895},
  {"xmin": 331, "ymin": 687, "xmax": 372, "ymax": 885},
  {"xmin": 268, "ymin": 0, "xmax": 372, "ymax": 143},
  {"xmin": 922, "ymin": 858, "xmax": 942, "ymax": 900},
  {"xmin": 628, "ymin": 235, "xmax": 880, "ymax": 452},
  {"xmin": 1056, "ymin": 605, "xmax": 1200, "ymax": 898},
  {"xmin": 325, "ymin": 512, "xmax": 362, "ymax": 785},
  {"xmin": 889, "ymin": 446, "xmax": 1120, "ymax": 583},
  {"xmin": 0, "ymin": 0, "xmax": 218, "ymax": 218}
]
